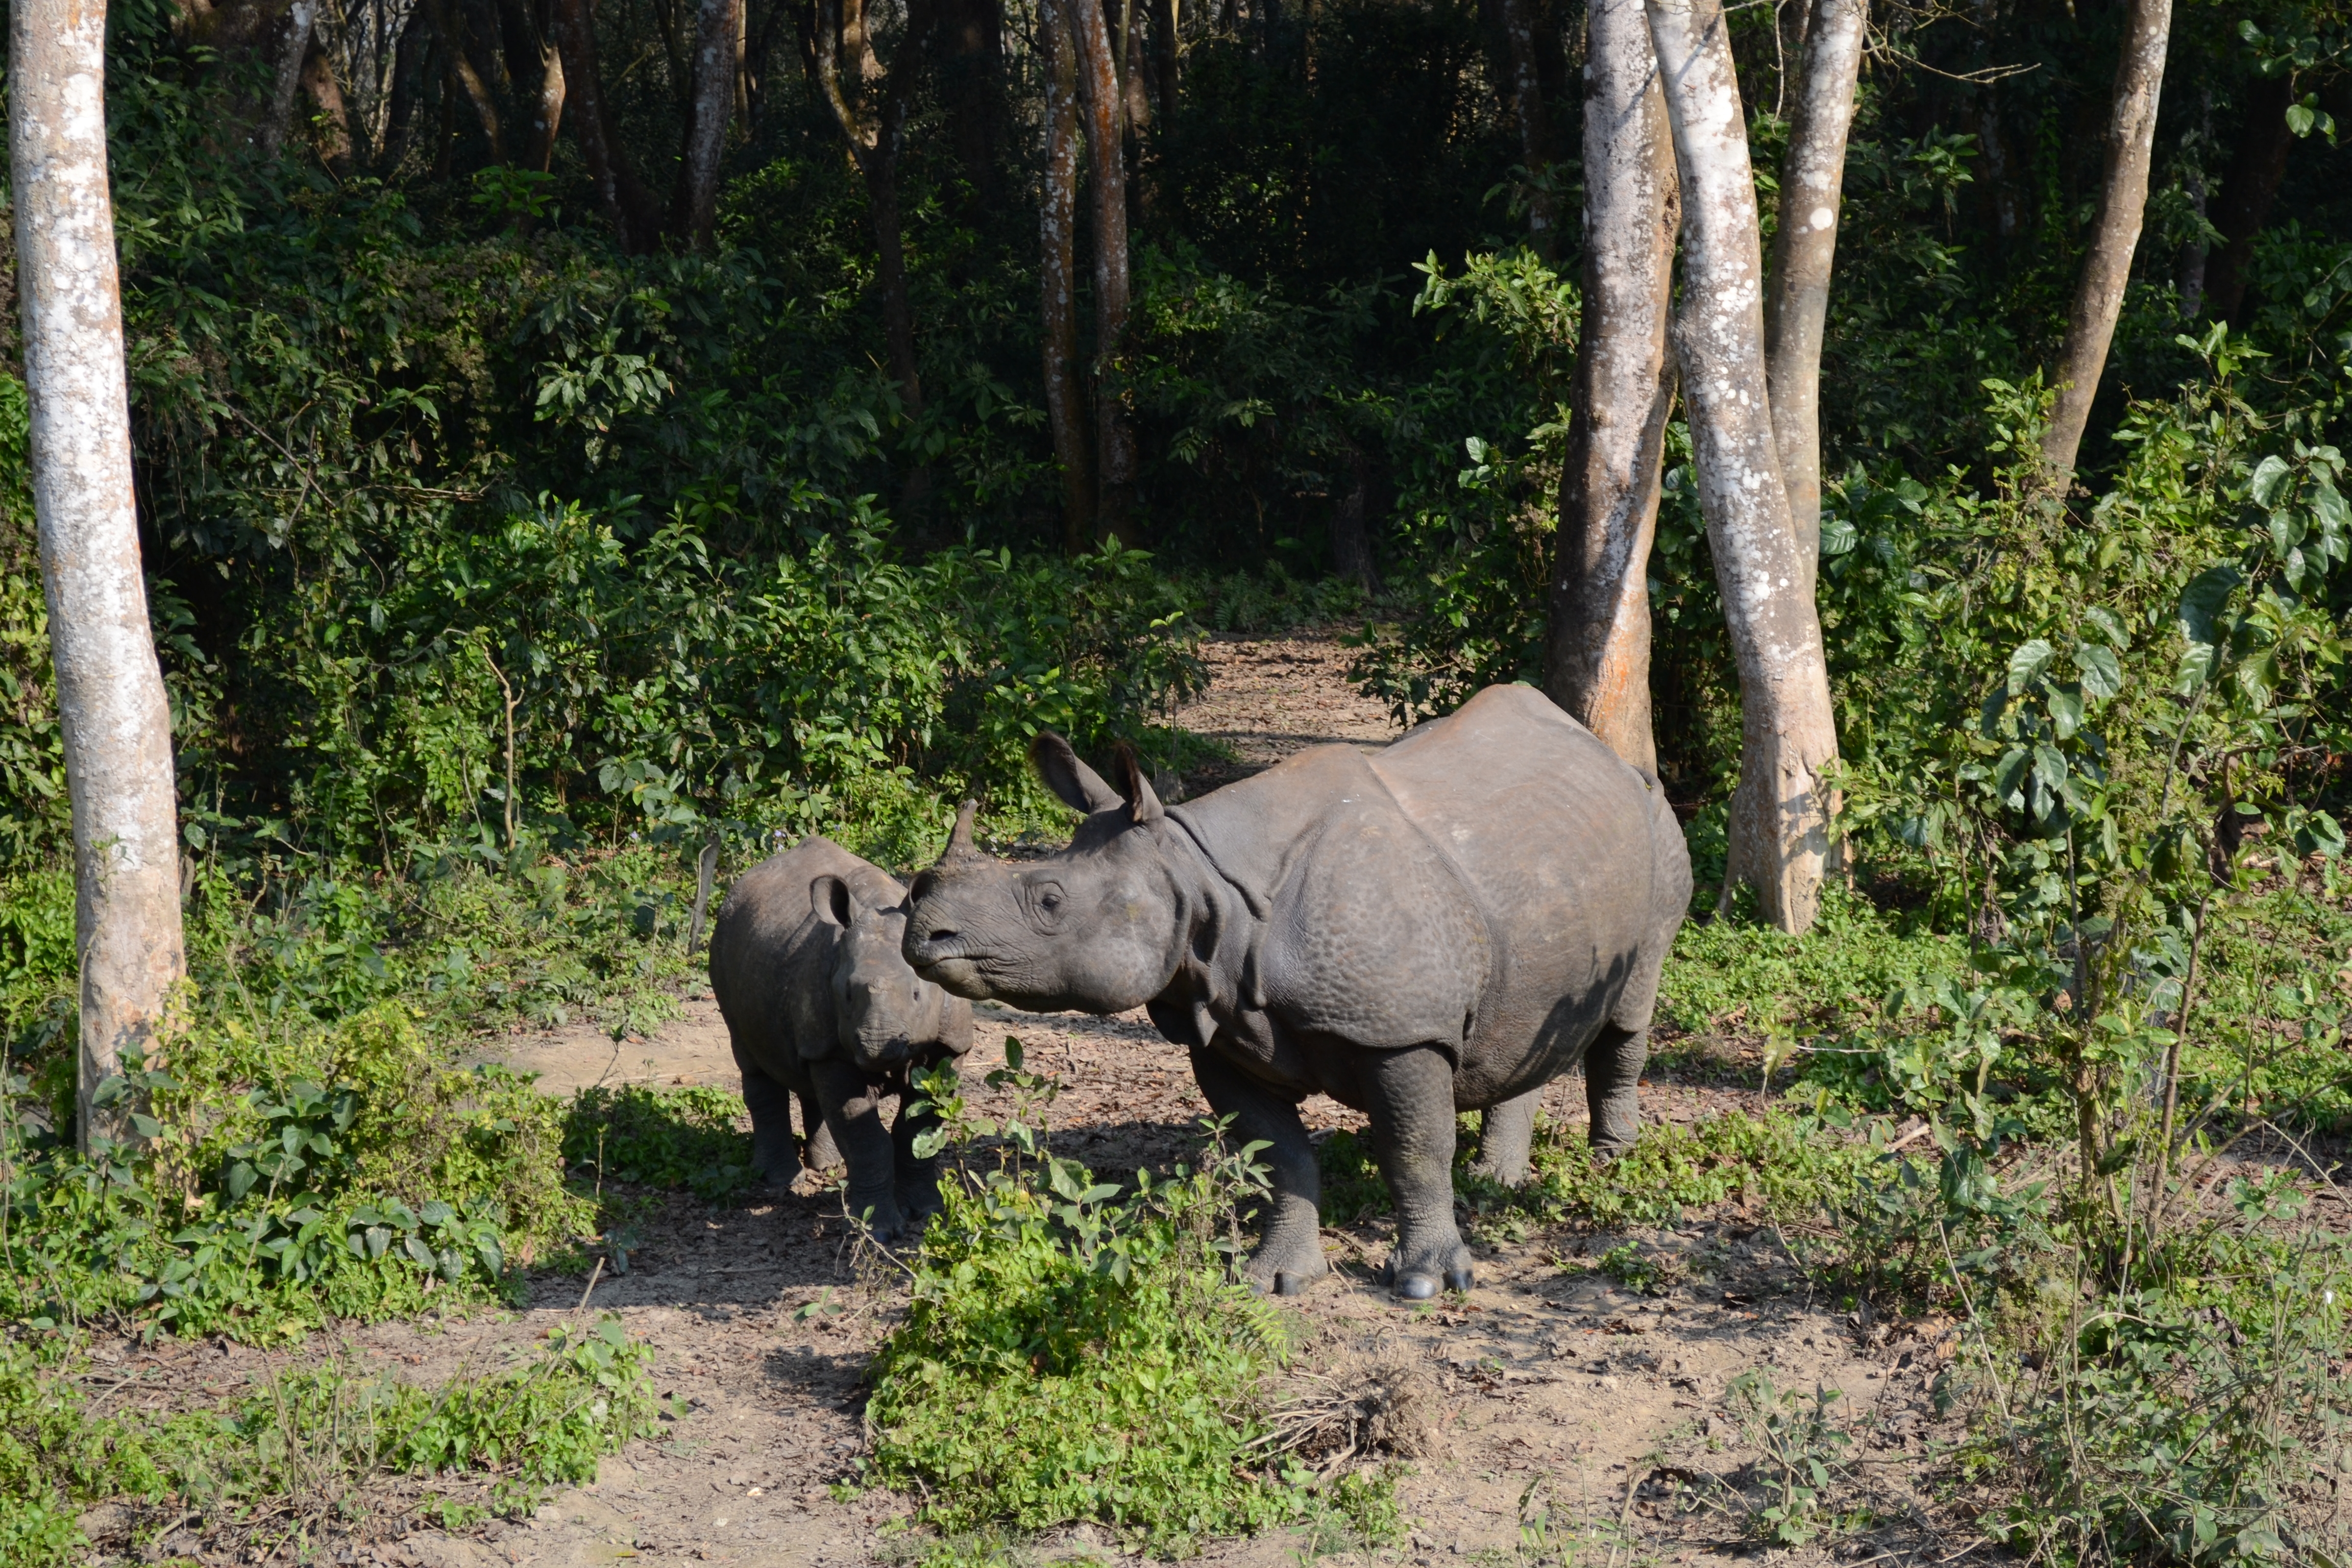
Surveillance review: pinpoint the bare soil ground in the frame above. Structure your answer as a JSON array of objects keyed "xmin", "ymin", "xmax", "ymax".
[{"xmin": 100, "ymin": 633, "xmax": 1989, "ymax": 1568}]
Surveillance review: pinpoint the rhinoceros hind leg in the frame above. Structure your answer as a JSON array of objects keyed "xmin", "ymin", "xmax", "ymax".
[
  {"xmin": 1467, "ymin": 1090, "xmax": 1540, "ymax": 1187},
  {"xmin": 1585, "ymin": 1025, "xmax": 1649, "ymax": 1161},
  {"xmin": 1187, "ymin": 1046, "xmax": 1327, "ymax": 1295},
  {"xmin": 738, "ymin": 1066, "xmax": 803, "ymax": 1184},
  {"xmin": 1364, "ymin": 1045, "xmax": 1475, "ymax": 1300}
]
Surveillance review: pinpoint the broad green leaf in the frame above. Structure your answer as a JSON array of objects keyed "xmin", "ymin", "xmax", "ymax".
[
  {"xmin": 2074, "ymin": 643, "xmax": 2123, "ymax": 701},
  {"xmin": 2250, "ymin": 453, "xmax": 2294, "ymax": 507},
  {"xmin": 2006, "ymin": 639, "xmax": 2054, "ymax": 695},
  {"xmin": 2176, "ymin": 567, "xmax": 2242, "ymax": 648},
  {"xmin": 2046, "ymin": 684, "xmax": 2084, "ymax": 739}
]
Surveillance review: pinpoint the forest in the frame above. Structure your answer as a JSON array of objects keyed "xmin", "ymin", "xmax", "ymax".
[{"xmin": 2, "ymin": 0, "xmax": 2350, "ymax": 1557}]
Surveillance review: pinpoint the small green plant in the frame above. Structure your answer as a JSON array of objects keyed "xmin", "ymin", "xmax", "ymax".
[
  {"xmin": 1725, "ymin": 1370, "xmax": 1856, "ymax": 1547},
  {"xmin": 1594, "ymin": 1242, "xmax": 1673, "ymax": 1296}
]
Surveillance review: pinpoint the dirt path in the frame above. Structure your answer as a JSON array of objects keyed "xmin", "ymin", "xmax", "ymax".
[{"xmin": 348, "ymin": 633, "xmax": 1967, "ymax": 1568}]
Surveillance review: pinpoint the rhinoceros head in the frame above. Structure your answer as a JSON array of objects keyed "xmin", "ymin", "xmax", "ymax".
[
  {"xmin": 809, "ymin": 873, "xmax": 964, "ymax": 1071},
  {"xmin": 902, "ymin": 736, "xmax": 1185, "ymax": 1014}
]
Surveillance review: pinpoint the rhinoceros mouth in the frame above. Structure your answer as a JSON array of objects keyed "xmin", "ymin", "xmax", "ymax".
[{"xmin": 907, "ymin": 950, "xmax": 998, "ymax": 1000}]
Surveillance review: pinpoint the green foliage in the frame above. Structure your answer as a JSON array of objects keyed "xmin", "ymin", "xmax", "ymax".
[
  {"xmin": 1593, "ymin": 1242, "xmax": 1674, "ymax": 1297},
  {"xmin": 1725, "ymin": 1372, "xmax": 1858, "ymax": 1548},
  {"xmin": 0, "ymin": 1316, "xmax": 658, "ymax": 1567},
  {"xmin": 562, "ymin": 1084, "xmax": 758, "ymax": 1205}
]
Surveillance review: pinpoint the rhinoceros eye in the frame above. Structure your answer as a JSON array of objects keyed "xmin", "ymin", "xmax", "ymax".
[{"xmin": 1026, "ymin": 880, "xmax": 1067, "ymax": 930}]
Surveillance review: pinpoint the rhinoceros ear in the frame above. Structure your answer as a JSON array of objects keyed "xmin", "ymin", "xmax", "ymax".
[
  {"xmin": 1032, "ymin": 733, "xmax": 1124, "ymax": 815},
  {"xmin": 1113, "ymin": 744, "xmax": 1165, "ymax": 825},
  {"xmin": 810, "ymin": 874, "xmax": 856, "ymax": 928}
]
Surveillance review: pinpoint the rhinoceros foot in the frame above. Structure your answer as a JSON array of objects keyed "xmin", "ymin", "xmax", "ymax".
[
  {"xmin": 1382, "ymin": 1236, "xmax": 1476, "ymax": 1301},
  {"xmin": 1242, "ymin": 1214, "xmax": 1328, "ymax": 1298}
]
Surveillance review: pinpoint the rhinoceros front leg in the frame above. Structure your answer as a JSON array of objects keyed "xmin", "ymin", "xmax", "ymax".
[
  {"xmin": 1467, "ymin": 1090, "xmax": 1540, "ymax": 1187},
  {"xmin": 1585, "ymin": 1025, "xmax": 1649, "ymax": 1160},
  {"xmin": 808, "ymin": 1058, "xmax": 909, "ymax": 1240},
  {"xmin": 1188, "ymin": 1046, "xmax": 1326, "ymax": 1296},
  {"xmin": 1364, "ymin": 1044, "xmax": 1474, "ymax": 1299},
  {"xmin": 891, "ymin": 1064, "xmax": 952, "ymax": 1228},
  {"xmin": 799, "ymin": 1091, "xmax": 843, "ymax": 1172},
  {"xmin": 737, "ymin": 1063, "xmax": 803, "ymax": 1185}
]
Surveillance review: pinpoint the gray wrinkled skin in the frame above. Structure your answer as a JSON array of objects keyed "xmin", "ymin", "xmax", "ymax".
[
  {"xmin": 904, "ymin": 684, "xmax": 1692, "ymax": 1300},
  {"xmin": 708, "ymin": 837, "xmax": 973, "ymax": 1239}
]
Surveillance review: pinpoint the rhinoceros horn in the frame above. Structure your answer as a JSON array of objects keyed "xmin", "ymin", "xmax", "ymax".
[{"xmin": 942, "ymin": 799, "xmax": 981, "ymax": 864}]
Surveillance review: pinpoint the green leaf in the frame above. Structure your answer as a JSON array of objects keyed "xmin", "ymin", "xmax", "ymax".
[
  {"xmin": 2045, "ymin": 684, "xmax": 2084, "ymax": 739},
  {"xmin": 2176, "ymin": 567, "xmax": 2241, "ymax": 649},
  {"xmin": 2074, "ymin": 642, "xmax": 2123, "ymax": 701},
  {"xmin": 2079, "ymin": 605, "xmax": 2129, "ymax": 650},
  {"xmin": 2250, "ymin": 454, "xmax": 2295, "ymax": 507},
  {"xmin": 2006, "ymin": 639, "xmax": 2055, "ymax": 695}
]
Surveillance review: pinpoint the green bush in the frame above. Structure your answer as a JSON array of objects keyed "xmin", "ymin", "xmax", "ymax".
[
  {"xmin": 0, "ymin": 1316, "xmax": 659, "ymax": 1567},
  {"xmin": 866, "ymin": 1150, "xmax": 1294, "ymax": 1551},
  {"xmin": 563, "ymin": 1083, "xmax": 759, "ymax": 1204}
]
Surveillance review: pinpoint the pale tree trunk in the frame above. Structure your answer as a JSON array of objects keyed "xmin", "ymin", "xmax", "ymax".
[
  {"xmin": 1070, "ymin": 0, "xmax": 1138, "ymax": 543},
  {"xmin": 260, "ymin": 0, "xmax": 319, "ymax": 156},
  {"xmin": 675, "ymin": 0, "xmax": 742, "ymax": 248},
  {"xmin": 12, "ymin": 0, "xmax": 188, "ymax": 1149},
  {"xmin": 1647, "ymin": 0, "xmax": 1839, "ymax": 935},
  {"xmin": 528, "ymin": 41, "xmax": 567, "ymax": 170},
  {"xmin": 2042, "ymin": 0, "xmax": 2173, "ymax": 480},
  {"xmin": 1041, "ymin": 0, "xmax": 1096, "ymax": 550},
  {"xmin": 1762, "ymin": 0, "xmax": 1864, "ymax": 599},
  {"xmin": 1498, "ymin": 0, "xmax": 1556, "ymax": 257},
  {"xmin": 300, "ymin": 36, "xmax": 355, "ymax": 173},
  {"xmin": 1545, "ymin": 0, "xmax": 1676, "ymax": 776}
]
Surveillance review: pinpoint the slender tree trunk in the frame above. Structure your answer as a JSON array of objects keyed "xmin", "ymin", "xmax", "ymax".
[
  {"xmin": 675, "ymin": 0, "xmax": 742, "ymax": 247},
  {"xmin": 1070, "ymin": 0, "xmax": 1139, "ymax": 542},
  {"xmin": 841, "ymin": 0, "xmax": 883, "ymax": 81},
  {"xmin": 2202, "ymin": 71, "xmax": 2294, "ymax": 324},
  {"xmin": 1546, "ymin": 0, "xmax": 1676, "ymax": 776},
  {"xmin": 1041, "ymin": 0, "xmax": 1096, "ymax": 550},
  {"xmin": 379, "ymin": 3, "xmax": 429, "ymax": 174},
  {"xmin": 1150, "ymin": 0, "xmax": 1179, "ymax": 118},
  {"xmin": 260, "ymin": 0, "xmax": 320, "ymax": 156},
  {"xmin": 1499, "ymin": 0, "xmax": 1556, "ymax": 256},
  {"xmin": 1647, "ymin": 0, "xmax": 1839, "ymax": 935},
  {"xmin": 2041, "ymin": 0, "xmax": 2174, "ymax": 479},
  {"xmin": 430, "ymin": 0, "xmax": 508, "ymax": 161},
  {"xmin": 300, "ymin": 35, "xmax": 356, "ymax": 173},
  {"xmin": 1762, "ymin": 0, "xmax": 1864, "ymax": 599},
  {"xmin": 936, "ymin": 0, "xmax": 1006, "ymax": 210},
  {"xmin": 12, "ymin": 0, "xmax": 189, "ymax": 1150},
  {"xmin": 816, "ymin": 0, "xmax": 927, "ymax": 417},
  {"xmin": 553, "ymin": 0, "xmax": 665, "ymax": 249},
  {"xmin": 528, "ymin": 41, "xmax": 567, "ymax": 170},
  {"xmin": 1330, "ymin": 443, "xmax": 1381, "ymax": 595}
]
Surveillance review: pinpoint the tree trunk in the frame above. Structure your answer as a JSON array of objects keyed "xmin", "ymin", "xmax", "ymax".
[
  {"xmin": 1330, "ymin": 443, "xmax": 1381, "ymax": 595},
  {"xmin": 2201, "ymin": 71, "xmax": 2294, "ymax": 325},
  {"xmin": 2041, "ymin": 0, "xmax": 2174, "ymax": 480},
  {"xmin": 379, "ymin": 3, "xmax": 430, "ymax": 174},
  {"xmin": 1041, "ymin": 0, "xmax": 1096, "ymax": 550},
  {"xmin": 528, "ymin": 41, "xmax": 567, "ymax": 170},
  {"xmin": 1761, "ymin": 0, "xmax": 1864, "ymax": 599},
  {"xmin": 1070, "ymin": 0, "xmax": 1139, "ymax": 542},
  {"xmin": 260, "ymin": 0, "xmax": 319, "ymax": 157},
  {"xmin": 1546, "ymin": 0, "xmax": 1676, "ymax": 776},
  {"xmin": 553, "ymin": 0, "xmax": 665, "ymax": 250},
  {"xmin": 1150, "ymin": 0, "xmax": 1179, "ymax": 118},
  {"xmin": 1646, "ymin": 0, "xmax": 1839, "ymax": 935},
  {"xmin": 935, "ymin": 0, "xmax": 1006, "ymax": 210},
  {"xmin": 11, "ymin": 0, "xmax": 189, "ymax": 1150},
  {"xmin": 674, "ymin": 0, "xmax": 742, "ymax": 247},
  {"xmin": 299, "ymin": 35, "xmax": 356, "ymax": 173},
  {"xmin": 430, "ymin": 0, "xmax": 508, "ymax": 161},
  {"xmin": 1499, "ymin": 0, "xmax": 1556, "ymax": 256},
  {"xmin": 816, "ymin": 0, "xmax": 928, "ymax": 417}
]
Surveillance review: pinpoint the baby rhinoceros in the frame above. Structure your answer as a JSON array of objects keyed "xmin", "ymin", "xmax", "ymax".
[{"xmin": 708, "ymin": 837, "xmax": 972, "ymax": 1239}]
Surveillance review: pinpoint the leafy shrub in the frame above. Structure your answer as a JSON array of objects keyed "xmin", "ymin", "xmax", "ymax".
[
  {"xmin": 866, "ymin": 1146, "xmax": 1297, "ymax": 1551},
  {"xmin": 0, "ymin": 1316, "xmax": 658, "ymax": 1567},
  {"xmin": 562, "ymin": 1084, "xmax": 758, "ymax": 1204}
]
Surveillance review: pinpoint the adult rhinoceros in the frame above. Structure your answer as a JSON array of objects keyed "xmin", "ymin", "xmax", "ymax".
[{"xmin": 902, "ymin": 683, "xmax": 1690, "ymax": 1299}]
